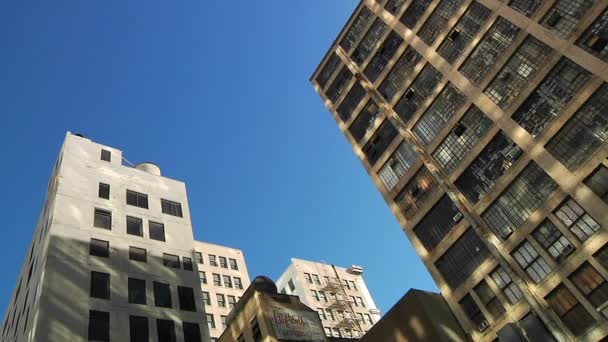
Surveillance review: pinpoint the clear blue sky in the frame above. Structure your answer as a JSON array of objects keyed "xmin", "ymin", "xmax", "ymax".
[{"xmin": 0, "ymin": 1, "xmax": 437, "ymax": 315}]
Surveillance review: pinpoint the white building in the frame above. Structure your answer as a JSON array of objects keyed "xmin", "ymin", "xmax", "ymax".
[{"xmin": 275, "ymin": 258, "xmax": 381, "ymax": 339}]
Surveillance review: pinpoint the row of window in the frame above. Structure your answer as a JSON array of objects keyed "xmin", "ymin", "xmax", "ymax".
[
  {"xmin": 97, "ymin": 181, "xmax": 183, "ymax": 217},
  {"xmin": 310, "ymin": 289, "xmax": 366, "ymax": 307},
  {"xmin": 198, "ymin": 271, "xmax": 244, "ymax": 289},
  {"xmin": 303, "ymin": 273, "xmax": 358, "ymax": 290},
  {"xmin": 93, "ymin": 209, "xmax": 166, "ymax": 242},
  {"xmin": 195, "ymin": 252, "xmax": 239, "ymax": 270},
  {"xmin": 317, "ymin": 309, "xmax": 374, "ymax": 326},
  {"xmin": 323, "ymin": 326, "xmax": 362, "ymax": 339},
  {"xmin": 201, "ymin": 292, "xmax": 239, "ymax": 308}
]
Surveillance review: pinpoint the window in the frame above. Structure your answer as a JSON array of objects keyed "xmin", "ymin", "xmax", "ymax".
[
  {"xmin": 460, "ymin": 294, "xmax": 488, "ymax": 332},
  {"xmin": 319, "ymin": 291, "xmax": 328, "ymax": 302},
  {"xmin": 348, "ymin": 100, "xmax": 382, "ymax": 142},
  {"xmin": 209, "ymin": 255, "xmax": 217, "ymax": 267},
  {"xmin": 362, "ymin": 120, "xmax": 398, "ymax": 166},
  {"xmin": 400, "ymin": 0, "xmax": 433, "ymax": 28},
  {"xmin": 217, "ymin": 294, "xmax": 226, "ymax": 307},
  {"xmin": 228, "ymin": 295, "xmax": 236, "ymax": 308},
  {"xmin": 229, "ymin": 258, "xmax": 238, "ymax": 270},
  {"xmin": 483, "ymin": 162, "xmax": 559, "ymax": 239},
  {"xmin": 332, "ymin": 328, "xmax": 341, "ymax": 337},
  {"xmin": 312, "ymin": 274, "xmax": 320, "ymax": 284},
  {"xmin": 202, "ymin": 291, "xmax": 211, "ymax": 305},
  {"xmin": 508, "ymin": 0, "xmax": 542, "ymax": 17},
  {"xmin": 100, "ymin": 149, "xmax": 111, "ymax": 162},
  {"xmin": 595, "ymin": 244, "xmax": 608, "ymax": 270},
  {"xmin": 153, "ymin": 282, "xmax": 172, "ymax": 308},
  {"xmin": 156, "ymin": 319, "xmax": 176, "ymax": 342},
  {"xmin": 343, "ymin": 279, "xmax": 350, "ymax": 289},
  {"xmin": 435, "ymin": 229, "xmax": 490, "ymax": 288},
  {"xmin": 437, "ymin": 2, "xmax": 492, "ymax": 64},
  {"xmin": 213, "ymin": 273, "xmax": 221, "ymax": 286},
  {"xmin": 318, "ymin": 308, "xmax": 326, "ymax": 320},
  {"xmin": 569, "ymin": 262, "xmax": 608, "ymax": 317},
  {"xmin": 183, "ymin": 322, "xmax": 201, "ymax": 342},
  {"xmin": 490, "ymin": 266, "xmax": 523, "ymax": 304},
  {"xmin": 182, "ymin": 257, "xmax": 193, "ymax": 271},
  {"xmin": 351, "ymin": 19, "xmax": 388, "ymax": 66},
  {"xmin": 364, "ymin": 31, "xmax": 403, "ymax": 82},
  {"xmin": 542, "ymin": 0, "xmax": 594, "ymax": 37},
  {"xmin": 161, "ymin": 199, "xmax": 183, "ymax": 217},
  {"xmin": 126, "ymin": 216, "xmax": 143, "ymax": 237},
  {"xmin": 199, "ymin": 271, "xmax": 207, "ymax": 284},
  {"xmin": 378, "ymin": 142, "xmax": 419, "ymax": 191},
  {"xmin": 384, "ymin": 0, "xmax": 406, "ymax": 14},
  {"xmin": 350, "ymin": 280, "xmax": 357, "ymax": 290},
  {"xmin": 432, "ymin": 106, "xmax": 493, "ymax": 174},
  {"xmin": 418, "ymin": 0, "xmax": 465, "ymax": 46},
  {"xmin": 128, "ymin": 278, "xmax": 146, "ymax": 305},
  {"xmin": 339, "ymin": 7, "xmax": 373, "ymax": 53},
  {"xmin": 585, "ymin": 165, "xmax": 608, "ymax": 204},
  {"xmin": 219, "ymin": 256, "xmax": 228, "ymax": 268},
  {"xmin": 456, "ymin": 132, "xmax": 522, "ymax": 204},
  {"xmin": 413, "ymin": 195, "xmax": 463, "ymax": 251},
  {"xmin": 163, "ymin": 254, "xmax": 180, "ymax": 269},
  {"xmin": 395, "ymin": 166, "xmax": 438, "ymax": 219},
  {"xmin": 221, "ymin": 315, "xmax": 227, "ymax": 329},
  {"xmin": 288, "ymin": 279, "xmax": 295, "ymax": 291},
  {"xmin": 577, "ymin": 8, "xmax": 608, "ymax": 62},
  {"xmin": 90, "ymin": 239, "xmax": 109, "ymax": 258},
  {"xmin": 394, "ymin": 64, "xmax": 444, "ymax": 124},
  {"xmin": 251, "ymin": 317, "xmax": 261, "ymax": 342},
  {"xmin": 205, "ymin": 314, "xmax": 215, "ymax": 329},
  {"xmin": 148, "ymin": 221, "xmax": 165, "ymax": 242},
  {"xmin": 357, "ymin": 297, "xmax": 365, "ymax": 307},
  {"xmin": 512, "ymin": 241, "xmax": 552, "ymax": 283},
  {"xmin": 129, "ymin": 246, "xmax": 147, "ymax": 262},
  {"xmin": 223, "ymin": 275, "xmax": 233, "ymax": 288},
  {"xmin": 475, "ymin": 280, "xmax": 505, "ymax": 320},
  {"xmin": 378, "ymin": 48, "xmax": 423, "ymax": 102},
  {"xmin": 195, "ymin": 252, "xmax": 203, "ymax": 264},
  {"xmin": 484, "ymin": 37, "xmax": 553, "ymax": 109},
  {"xmin": 94, "ymin": 209, "xmax": 111, "ymax": 230},
  {"xmin": 234, "ymin": 277, "xmax": 243, "ymax": 289},
  {"xmin": 337, "ymin": 82, "xmax": 366, "ymax": 121},
  {"xmin": 316, "ymin": 53, "xmax": 341, "ymax": 89},
  {"xmin": 90, "ymin": 271, "xmax": 110, "ymax": 300},
  {"xmin": 178, "ymin": 286, "xmax": 196, "ymax": 312},
  {"xmin": 98, "ymin": 183, "xmax": 110, "ymax": 199},
  {"xmin": 532, "ymin": 220, "xmax": 575, "ymax": 262},
  {"xmin": 326, "ymin": 66, "xmax": 353, "ymax": 103},
  {"xmin": 327, "ymin": 309, "xmax": 336, "ymax": 321},
  {"xmin": 365, "ymin": 314, "xmax": 373, "ymax": 324},
  {"xmin": 311, "ymin": 290, "xmax": 319, "ymax": 301},
  {"xmin": 305, "ymin": 273, "xmax": 312, "ymax": 283},
  {"xmin": 88, "ymin": 310, "xmax": 109, "ymax": 342},
  {"xmin": 513, "ymin": 57, "xmax": 591, "ymax": 137},
  {"xmin": 546, "ymin": 83, "xmax": 608, "ymax": 170},
  {"xmin": 554, "ymin": 198, "xmax": 601, "ymax": 242},
  {"xmin": 126, "ymin": 190, "xmax": 148, "ymax": 209},
  {"xmin": 460, "ymin": 18, "xmax": 520, "ymax": 85},
  {"xmin": 129, "ymin": 315, "xmax": 148, "ymax": 342},
  {"xmin": 545, "ymin": 284, "xmax": 595, "ymax": 335}
]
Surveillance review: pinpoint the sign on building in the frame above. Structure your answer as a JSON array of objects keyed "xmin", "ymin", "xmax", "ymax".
[{"xmin": 269, "ymin": 306, "xmax": 326, "ymax": 341}]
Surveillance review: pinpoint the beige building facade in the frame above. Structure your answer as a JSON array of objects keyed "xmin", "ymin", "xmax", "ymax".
[{"xmin": 312, "ymin": 0, "xmax": 608, "ymax": 341}]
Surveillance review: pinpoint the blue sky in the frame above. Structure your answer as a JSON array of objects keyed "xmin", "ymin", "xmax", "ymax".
[{"xmin": 0, "ymin": 1, "xmax": 437, "ymax": 315}]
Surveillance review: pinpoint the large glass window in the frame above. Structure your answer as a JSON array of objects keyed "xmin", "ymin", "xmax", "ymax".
[
  {"xmin": 490, "ymin": 266, "xmax": 523, "ymax": 304},
  {"xmin": 412, "ymin": 83, "xmax": 466, "ymax": 145},
  {"xmin": 508, "ymin": 0, "xmax": 542, "ymax": 17},
  {"xmin": 394, "ymin": 64, "xmax": 444, "ymax": 123},
  {"xmin": 352, "ymin": 19, "xmax": 389, "ymax": 66},
  {"xmin": 460, "ymin": 294, "xmax": 489, "ymax": 331},
  {"xmin": 435, "ymin": 229, "xmax": 490, "ymax": 289},
  {"xmin": 413, "ymin": 195, "xmax": 463, "ymax": 251},
  {"xmin": 569, "ymin": 262, "xmax": 608, "ymax": 317},
  {"xmin": 362, "ymin": 120, "xmax": 398, "ymax": 166},
  {"xmin": 512, "ymin": 241, "xmax": 552, "ymax": 283},
  {"xmin": 475, "ymin": 279, "xmax": 505, "ymax": 320},
  {"xmin": 542, "ymin": 0, "xmax": 595, "ymax": 37},
  {"xmin": 129, "ymin": 315, "xmax": 148, "ymax": 342},
  {"xmin": 161, "ymin": 199, "xmax": 183, "ymax": 217},
  {"xmin": 337, "ymin": 82, "xmax": 366, "ymax": 121},
  {"xmin": 545, "ymin": 284, "xmax": 595, "ymax": 336},
  {"xmin": 554, "ymin": 198, "xmax": 601, "ymax": 242},
  {"xmin": 577, "ymin": 8, "xmax": 608, "ymax": 62},
  {"xmin": 384, "ymin": 0, "xmax": 406, "ymax": 14},
  {"xmin": 348, "ymin": 99, "xmax": 381, "ymax": 143},
  {"xmin": 395, "ymin": 166, "xmax": 438, "ymax": 219},
  {"xmin": 316, "ymin": 53, "xmax": 341, "ymax": 89},
  {"xmin": 418, "ymin": 0, "xmax": 465, "ymax": 46},
  {"xmin": 339, "ymin": 7, "xmax": 374, "ymax": 53},
  {"xmin": 378, "ymin": 142, "xmax": 419, "ymax": 191},
  {"xmin": 326, "ymin": 66, "xmax": 353, "ymax": 104},
  {"xmin": 364, "ymin": 31, "xmax": 403, "ymax": 82},
  {"xmin": 378, "ymin": 48, "xmax": 423, "ymax": 102},
  {"xmin": 584, "ymin": 165, "xmax": 608, "ymax": 204},
  {"xmin": 532, "ymin": 220, "xmax": 575, "ymax": 262},
  {"xmin": 400, "ymin": 0, "xmax": 433, "ymax": 29}
]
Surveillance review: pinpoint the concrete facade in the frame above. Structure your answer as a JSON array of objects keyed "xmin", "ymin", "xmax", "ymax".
[
  {"xmin": 312, "ymin": 1, "xmax": 608, "ymax": 341},
  {"xmin": 275, "ymin": 258, "xmax": 380, "ymax": 339}
]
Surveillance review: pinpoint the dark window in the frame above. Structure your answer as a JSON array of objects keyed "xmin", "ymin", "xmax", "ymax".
[
  {"xmin": 128, "ymin": 278, "xmax": 146, "ymax": 305},
  {"xmin": 251, "ymin": 317, "xmax": 262, "ymax": 342},
  {"xmin": 378, "ymin": 48, "xmax": 423, "ymax": 102},
  {"xmin": 163, "ymin": 254, "xmax": 180, "ymax": 269},
  {"xmin": 229, "ymin": 258, "xmax": 238, "ymax": 270},
  {"xmin": 88, "ymin": 310, "xmax": 109, "ymax": 342},
  {"xmin": 456, "ymin": 132, "xmax": 523, "ymax": 204},
  {"xmin": 554, "ymin": 198, "xmax": 601, "ymax": 242},
  {"xmin": 90, "ymin": 271, "xmax": 110, "ymax": 300},
  {"xmin": 228, "ymin": 295, "xmax": 236, "ymax": 308},
  {"xmin": 351, "ymin": 19, "xmax": 388, "ymax": 66},
  {"xmin": 585, "ymin": 165, "xmax": 608, "ymax": 204},
  {"xmin": 100, "ymin": 149, "xmax": 111, "ymax": 162},
  {"xmin": 129, "ymin": 246, "xmax": 147, "ymax": 262},
  {"xmin": 94, "ymin": 209, "xmax": 112, "ymax": 230},
  {"xmin": 394, "ymin": 64, "xmax": 444, "ymax": 124},
  {"xmin": 316, "ymin": 53, "xmax": 341, "ymax": 89},
  {"xmin": 577, "ymin": 8, "xmax": 608, "ymax": 62},
  {"xmin": 490, "ymin": 266, "xmax": 523, "ymax": 304},
  {"xmin": 362, "ymin": 120, "xmax": 398, "ymax": 165},
  {"xmin": 412, "ymin": 82, "xmax": 465, "ymax": 145},
  {"xmin": 337, "ymin": 82, "xmax": 366, "ymax": 121},
  {"xmin": 508, "ymin": 0, "xmax": 542, "ymax": 17},
  {"xmin": 594, "ymin": 244, "xmax": 608, "ymax": 270},
  {"xmin": 384, "ymin": 0, "xmax": 406, "ymax": 14},
  {"xmin": 153, "ymin": 282, "xmax": 172, "ymax": 308},
  {"xmin": 183, "ymin": 257, "xmax": 193, "ymax": 271},
  {"xmin": 512, "ymin": 241, "xmax": 552, "ymax": 283},
  {"xmin": 161, "ymin": 199, "xmax": 183, "ymax": 217},
  {"xmin": 418, "ymin": 0, "xmax": 465, "ymax": 46},
  {"xmin": 98, "ymin": 183, "xmax": 110, "ymax": 199},
  {"xmin": 545, "ymin": 284, "xmax": 595, "ymax": 336},
  {"xmin": 460, "ymin": 294, "xmax": 489, "ymax": 332},
  {"xmin": 178, "ymin": 286, "xmax": 196, "ymax": 312},
  {"xmin": 126, "ymin": 216, "xmax": 143, "ymax": 237},
  {"xmin": 288, "ymin": 279, "xmax": 295, "ymax": 291},
  {"xmin": 395, "ymin": 166, "xmax": 438, "ymax": 219},
  {"xmin": 378, "ymin": 142, "xmax": 419, "ymax": 191},
  {"xmin": 326, "ymin": 66, "xmax": 353, "ymax": 103},
  {"xmin": 204, "ymin": 314, "xmax": 215, "ymax": 329},
  {"xmin": 542, "ymin": 0, "xmax": 595, "ymax": 37},
  {"xmin": 129, "ymin": 316, "xmax": 148, "ymax": 342},
  {"xmin": 435, "ymin": 229, "xmax": 490, "ymax": 288},
  {"xmin": 400, "ymin": 0, "xmax": 433, "ymax": 29},
  {"xmin": 183, "ymin": 322, "xmax": 201, "ymax": 342},
  {"xmin": 90, "ymin": 239, "xmax": 109, "ymax": 258},
  {"xmin": 364, "ymin": 31, "xmax": 403, "ymax": 82},
  {"xmin": 126, "ymin": 190, "xmax": 148, "ymax": 209},
  {"xmin": 339, "ymin": 7, "xmax": 374, "ymax": 53},
  {"xmin": 149, "ymin": 221, "xmax": 166, "ymax": 242},
  {"xmin": 348, "ymin": 99, "xmax": 382, "ymax": 142},
  {"xmin": 532, "ymin": 220, "xmax": 575, "ymax": 262},
  {"xmin": 156, "ymin": 319, "xmax": 176, "ymax": 342},
  {"xmin": 414, "ymin": 195, "xmax": 463, "ymax": 251},
  {"xmin": 546, "ymin": 83, "xmax": 608, "ymax": 170},
  {"xmin": 569, "ymin": 262, "xmax": 608, "ymax": 313}
]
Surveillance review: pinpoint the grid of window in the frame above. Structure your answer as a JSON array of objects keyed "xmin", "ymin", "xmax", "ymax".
[
  {"xmin": 413, "ymin": 195, "xmax": 463, "ymax": 251},
  {"xmin": 432, "ymin": 106, "xmax": 493, "ymax": 174},
  {"xmin": 508, "ymin": 0, "xmax": 542, "ymax": 17},
  {"xmin": 569, "ymin": 262, "xmax": 608, "ymax": 313},
  {"xmin": 362, "ymin": 119, "xmax": 398, "ymax": 165},
  {"xmin": 384, "ymin": 0, "xmax": 406, "ymax": 14},
  {"xmin": 153, "ymin": 282, "xmax": 172, "ymax": 308},
  {"xmin": 364, "ymin": 31, "xmax": 403, "ymax": 83},
  {"xmin": 339, "ymin": 7, "xmax": 374, "ymax": 53},
  {"xmin": 490, "ymin": 266, "xmax": 523, "ymax": 304},
  {"xmin": 532, "ymin": 220, "xmax": 575, "ymax": 262},
  {"xmin": 316, "ymin": 53, "xmax": 341, "ymax": 89},
  {"xmin": 513, "ymin": 57, "xmax": 591, "ymax": 137},
  {"xmin": 483, "ymin": 162, "xmax": 559, "ymax": 239},
  {"xmin": 460, "ymin": 294, "xmax": 488, "ymax": 330},
  {"xmin": 577, "ymin": 8, "xmax": 608, "ymax": 62},
  {"xmin": 395, "ymin": 166, "xmax": 438, "ymax": 220},
  {"xmin": 400, "ymin": 0, "xmax": 433, "ymax": 29},
  {"xmin": 352, "ymin": 19, "xmax": 389, "ymax": 66},
  {"xmin": 435, "ymin": 229, "xmax": 490, "ymax": 289},
  {"xmin": 484, "ymin": 37, "xmax": 553, "ymax": 109},
  {"xmin": 348, "ymin": 99, "xmax": 381, "ymax": 143},
  {"xmin": 378, "ymin": 48, "xmax": 423, "ymax": 102},
  {"xmin": 475, "ymin": 280, "xmax": 505, "ymax": 320},
  {"xmin": 459, "ymin": 18, "xmax": 520, "ymax": 85},
  {"xmin": 394, "ymin": 64, "xmax": 444, "ymax": 123},
  {"xmin": 554, "ymin": 198, "xmax": 601, "ymax": 242},
  {"xmin": 90, "ymin": 271, "xmax": 110, "ymax": 300},
  {"xmin": 585, "ymin": 165, "xmax": 608, "ymax": 204},
  {"xmin": 337, "ymin": 82, "xmax": 366, "ymax": 121},
  {"xmin": 326, "ymin": 66, "xmax": 353, "ymax": 104},
  {"xmin": 545, "ymin": 83, "xmax": 608, "ymax": 170},
  {"xmin": 378, "ymin": 142, "xmax": 419, "ymax": 191},
  {"xmin": 545, "ymin": 284, "xmax": 595, "ymax": 336},
  {"xmin": 456, "ymin": 132, "xmax": 522, "ymax": 204},
  {"xmin": 437, "ymin": 1, "xmax": 491, "ymax": 64},
  {"xmin": 542, "ymin": 0, "xmax": 595, "ymax": 37},
  {"xmin": 418, "ymin": 0, "xmax": 465, "ymax": 46},
  {"xmin": 412, "ymin": 83, "xmax": 465, "ymax": 145},
  {"xmin": 512, "ymin": 241, "xmax": 552, "ymax": 283}
]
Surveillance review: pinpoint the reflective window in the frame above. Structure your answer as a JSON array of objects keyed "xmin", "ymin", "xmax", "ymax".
[
  {"xmin": 475, "ymin": 280, "xmax": 505, "ymax": 320},
  {"xmin": 395, "ymin": 166, "xmax": 438, "ymax": 219},
  {"xmin": 418, "ymin": 0, "xmax": 465, "ymax": 46},
  {"xmin": 337, "ymin": 82, "xmax": 366, "ymax": 121},
  {"xmin": 412, "ymin": 83, "xmax": 466, "ymax": 145},
  {"xmin": 413, "ymin": 195, "xmax": 463, "ymax": 251},
  {"xmin": 362, "ymin": 119, "xmax": 398, "ymax": 165},
  {"xmin": 554, "ymin": 198, "xmax": 601, "ymax": 242},
  {"xmin": 378, "ymin": 48, "xmax": 423, "ymax": 102},
  {"xmin": 532, "ymin": 220, "xmax": 575, "ymax": 262},
  {"xmin": 394, "ymin": 64, "xmax": 444, "ymax": 123},
  {"xmin": 348, "ymin": 100, "xmax": 382, "ymax": 142},
  {"xmin": 401, "ymin": 0, "xmax": 433, "ymax": 29},
  {"xmin": 378, "ymin": 142, "xmax": 419, "ymax": 191},
  {"xmin": 384, "ymin": 0, "xmax": 406, "ymax": 14},
  {"xmin": 512, "ymin": 241, "xmax": 552, "ymax": 283},
  {"xmin": 542, "ymin": 0, "xmax": 595, "ymax": 37},
  {"xmin": 325, "ymin": 66, "xmax": 353, "ymax": 104},
  {"xmin": 490, "ymin": 266, "xmax": 523, "ymax": 304},
  {"xmin": 508, "ymin": 0, "xmax": 542, "ymax": 17},
  {"xmin": 584, "ymin": 165, "xmax": 608, "ymax": 204},
  {"xmin": 316, "ymin": 53, "xmax": 341, "ymax": 89},
  {"xmin": 577, "ymin": 8, "xmax": 608, "ymax": 62},
  {"xmin": 435, "ymin": 229, "xmax": 490, "ymax": 289}
]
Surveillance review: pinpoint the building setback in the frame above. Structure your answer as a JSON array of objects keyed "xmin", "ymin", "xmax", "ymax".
[
  {"xmin": 275, "ymin": 258, "xmax": 381, "ymax": 339},
  {"xmin": 311, "ymin": 1, "xmax": 608, "ymax": 341}
]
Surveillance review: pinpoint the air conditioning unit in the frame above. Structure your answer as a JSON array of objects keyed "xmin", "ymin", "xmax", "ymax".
[
  {"xmin": 477, "ymin": 320, "xmax": 490, "ymax": 332},
  {"xmin": 452, "ymin": 212, "xmax": 463, "ymax": 222},
  {"xmin": 557, "ymin": 244, "xmax": 575, "ymax": 261}
]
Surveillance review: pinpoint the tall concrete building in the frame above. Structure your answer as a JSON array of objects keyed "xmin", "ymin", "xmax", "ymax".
[
  {"xmin": 194, "ymin": 240, "xmax": 251, "ymax": 341},
  {"xmin": 312, "ymin": 1, "xmax": 608, "ymax": 341},
  {"xmin": 275, "ymin": 258, "xmax": 381, "ymax": 339}
]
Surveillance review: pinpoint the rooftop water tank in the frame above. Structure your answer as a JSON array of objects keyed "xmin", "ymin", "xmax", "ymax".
[{"xmin": 136, "ymin": 162, "xmax": 161, "ymax": 176}]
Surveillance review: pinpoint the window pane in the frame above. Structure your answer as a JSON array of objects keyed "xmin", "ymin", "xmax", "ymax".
[
  {"xmin": 460, "ymin": 293, "xmax": 488, "ymax": 330},
  {"xmin": 129, "ymin": 315, "xmax": 148, "ymax": 342},
  {"xmin": 508, "ymin": 0, "xmax": 542, "ymax": 17},
  {"xmin": 337, "ymin": 82, "xmax": 366, "ymax": 121},
  {"xmin": 394, "ymin": 64, "xmax": 444, "ymax": 123},
  {"xmin": 90, "ymin": 271, "xmax": 110, "ymax": 300},
  {"xmin": 153, "ymin": 282, "xmax": 172, "ymax": 308},
  {"xmin": 183, "ymin": 257, "xmax": 193, "ymax": 271},
  {"xmin": 339, "ymin": 7, "xmax": 374, "ymax": 53},
  {"xmin": 149, "ymin": 221, "xmax": 166, "ymax": 242},
  {"xmin": 435, "ymin": 229, "xmax": 490, "ymax": 288},
  {"xmin": 584, "ymin": 165, "xmax": 608, "ymax": 204},
  {"xmin": 316, "ymin": 53, "xmax": 341, "ymax": 88},
  {"xmin": 178, "ymin": 286, "xmax": 196, "ymax": 312},
  {"xmin": 156, "ymin": 319, "xmax": 176, "ymax": 342},
  {"xmin": 418, "ymin": 0, "xmax": 465, "ymax": 46},
  {"xmin": 542, "ymin": 0, "xmax": 595, "ymax": 37},
  {"xmin": 88, "ymin": 310, "xmax": 109, "ymax": 342},
  {"xmin": 545, "ymin": 284, "xmax": 596, "ymax": 335},
  {"xmin": 348, "ymin": 99, "xmax": 382, "ymax": 143},
  {"xmin": 532, "ymin": 220, "xmax": 575, "ymax": 262},
  {"xmin": 163, "ymin": 254, "xmax": 180, "ymax": 269},
  {"xmin": 554, "ymin": 198, "xmax": 601, "ymax": 242},
  {"xmin": 378, "ymin": 142, "xmax": 419, "ymax": 191},
  {"xmin": 362, "ymin": 120, "xmax": 398, "ymax": 165},
  {"xmin": 128, "ymin": 278, "xmax": 146, "ymax": 305},
  {"xmin": 412, "ymin": 83, "xmax": 466, "ymax": 145},
  {"xmin": 490, "ymin": 266, "xmax": 523, "ymax": 304},
  {"xmin": 94, "ymin": 209, "xmax": 112, "ymax": 230},
  {"xmin": 569, "ymin": 262, "xmax": 608, "ymax": 309},
  {"xmin": 183, "ymin": 322, "xmax": 201, "ymax": 342},
  {"xmin": 384, "ymin": 0, "xmax": 406, "ymax": 14},
  {"xmin": 129, "ymin": 246, "xmax": 147, "ymax": 262},
  {"xmin": 352, "ymin": 19, "xmax": 388, "ymax": 66},
  {"xmin": 126, "ymin": 216, "xmax": 143, "ymax": 237},
  {"xmin": 401, "ymin": 0, "xmax": 433, "ymax": 29},
  {"xmin": 90, "ymin": 239, "xmax": 109, "ymax": 258},
  {"xmin": 413, "ymin": 195, "xmax": 463, "ymax": 251},
  {"xmin": 378, "ymin": 48, "xmax": 423, "ymax": 103},
  {"xmin": 98, "ymin": 183, "xmax": 110, "ymax": 199},
  {"xmin": 364, "ymin": 31, "xmax": 403, "ymax": 82},
  {"xmin": 512, "ymin": 241, "xmax": 552, "ymax": 283},
  {"xmin": 100, "ymin": 149, "xmax": 111, "ymax": 162},
  {"xmin": 576, "ymin": 8, "xmax": 608, "ymax": 62},
  {"xmin": 395, "ymin": 166, "xmax": 438, "ymax": 219}
]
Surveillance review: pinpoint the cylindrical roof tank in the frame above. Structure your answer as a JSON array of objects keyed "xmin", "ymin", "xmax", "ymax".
[{"xmin": 136, "ymin": 162, "xmax": 161, "ymax": 176}]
